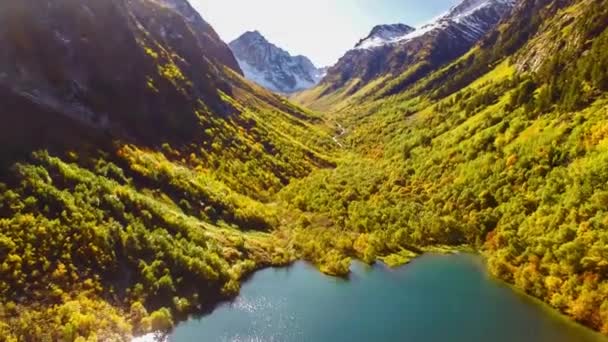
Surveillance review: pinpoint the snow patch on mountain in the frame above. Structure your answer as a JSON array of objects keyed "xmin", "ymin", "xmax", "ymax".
[
  {"xmin": 355, "ymin": 24, "xmax": 415, "ymax": 50},
  {"xmin": 236, "ymin": 59, "xmax": 319, "ymax": 93},
  {"xmin": 449, "ymin": 0, "xmax": 515, "ymax": 21},
  {"xmin": 356, "ymin": 0, "xmax": 515, "ymax": 50},
  {"xmin": 229, "ymin": 31, "xmax": 324, "ymax": 93}
]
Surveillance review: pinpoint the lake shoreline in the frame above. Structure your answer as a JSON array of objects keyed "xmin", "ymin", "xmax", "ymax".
[{"xmin": 134, "ymin": 250, "xmax": 607, "ymax": 342}]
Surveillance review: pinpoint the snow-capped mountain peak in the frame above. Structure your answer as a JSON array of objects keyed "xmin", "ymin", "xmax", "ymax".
[
  {"xmin": 237, "ymin": 30, "xmax": 268, "ymax": 44},
  {"xmin": 355, "ymin": 23, "xmax": 416, "ymax": 50},
  {"xmin": 319, "ymin": 0, "xmax": 515, "ymax": 97},
  {"xmin": 229, "ymin": 31, "xmax": 324, "ymax": 94},
  {"xmin": 447, "ymin": 0, "xmax": 515, "ymax": 20},
  {"xmin": 355, "ymin": 0, "xmax": 515, "ymax": 50}
]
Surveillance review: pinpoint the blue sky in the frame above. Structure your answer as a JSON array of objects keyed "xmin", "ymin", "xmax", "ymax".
[{"xmin": 190, "ymin": 0, "xmax": 460, "ymax": 67}]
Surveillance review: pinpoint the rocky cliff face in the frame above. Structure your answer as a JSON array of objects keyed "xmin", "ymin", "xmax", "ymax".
[
  {"xmin": 318, "ymin": 0, "xmax": 515, "ymax": 97},
  {"xmin": 0, "ymin": 0, "xmax": 243, "ymax": 151},
  {"xmin": 229, "ymin": 31, "xmax": 324, "ymax": 94}
]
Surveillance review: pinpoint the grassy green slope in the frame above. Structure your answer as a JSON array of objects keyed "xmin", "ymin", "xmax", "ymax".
[
  {"xmin": 0, "ymin": 66, "xmax": 339, "ymax": 341},
  {"xmin": 283, "ymin": 0, "xmax": 608, "ymax": 334}
]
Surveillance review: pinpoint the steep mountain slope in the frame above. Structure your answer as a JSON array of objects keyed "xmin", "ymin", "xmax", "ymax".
[
  {"xmin": 0, "ymin": 0, "xmax": 337, "ymax": 340},
  {"xmin": 0, "ymin": 0, "xmax": 241, "ymax": 147},
  {"xmin": 229, "ymin": 31, "xmax": 325, "ymax": 94},
  {"xmin": 284, "ymin": 0, "xmax": 608, "ymax": 335},
  {"xmin": 3, "ymin": 0, "xmax": 608, "ymax": 339},
  {"xmin": 354, "ymin": 24, "xmax": 416, "ymax": 49},
  {"xmin": 293, "ymin": 0, "xmax": 515, "ymax": 110}
]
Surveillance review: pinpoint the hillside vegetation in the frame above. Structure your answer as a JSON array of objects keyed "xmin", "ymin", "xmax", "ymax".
[
  {"xmin": 288, "ymin": 0, "xmax": 608, "ymax": 334},
  {"xmin": 0, "ymin": 1, "xmax": 338, "ymax": 340},
  {"xmin": 2, "ymin": 0, "xmax": 608, "ymax": 340},
  {"xmin": 0, "ymin": 82, "xmax": 338, "ymax": 341}
]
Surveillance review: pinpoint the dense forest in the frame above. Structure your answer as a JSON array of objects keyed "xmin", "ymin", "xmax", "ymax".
[
  {"xmin": 287, "ymin": 0, "xmax": 608, "ymax": 334},
  {"xmin": 0, "ymin": 90, "xmax": 337, "ymax": 341},
  {"xmin": 0, "ymin": 1, "xmax": 339, "ymax": 340},
  {"xmin": 1, "ymin": 0, "xmax": 608, "ymax": 340}
]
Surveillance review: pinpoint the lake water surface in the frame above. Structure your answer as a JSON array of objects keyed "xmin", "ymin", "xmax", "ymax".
[{"xmin": 169, "ymin": 253, "xmax": 607, "ymax": 342}]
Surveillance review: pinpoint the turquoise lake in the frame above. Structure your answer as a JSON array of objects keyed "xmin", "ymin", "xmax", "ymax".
[{"xmin": 169, "ymin": 253, "xmax": 607, "ymax": 342}]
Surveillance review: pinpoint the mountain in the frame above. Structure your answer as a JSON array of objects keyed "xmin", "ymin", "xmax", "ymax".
[
  {"xmin": 287, "ymin": 0, "xmax": 608, "ymax": 335},
  {"xmin": 0, "ymin": 0, "xmax": 246, "ymax": 151},
  {"xmin": 229, "ymin": 31, "xmax": 324, "ymax": 93},
  {"xmin": 0, "ymin": 0, "xmax": 336, "ymax": 340},
  {"xmin": 294, "ymin": 0, "xmax": 515, "ymax": 110},
  {"xmin": 355, "ymin": 23, "xmax": 416, "ymax": 49},
  {"xmin": 3, "ymin": 0, "xmax": 608, "ymax": 339}
]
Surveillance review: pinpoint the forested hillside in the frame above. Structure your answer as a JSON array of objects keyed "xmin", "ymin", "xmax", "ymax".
[
  {"xmin": 289, "ymin": 0, "xmax": 608, "ymax": 334},
  {"xmin": 0, "ymin": 0, "xmax": 336, "ymax": 340},
  {"xmin": 2, "ymin": 0, "xmax": 608, "ymax": 340},
  {"xmin": 293, "ymin": 0, "xmax": 516, "ymax": 111}
]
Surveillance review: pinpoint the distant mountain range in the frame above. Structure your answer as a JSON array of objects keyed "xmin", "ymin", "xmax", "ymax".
[
  {"xmin": 229, "ymin": 31, "xmax": 325, "ymax": 94},
  {"xmin": 230, "ymin": 0, "xmax": 514, "ymax": 97},
  {"xmin": 295, "ymin": 0, "xmax": 516, "ymax": 108}
]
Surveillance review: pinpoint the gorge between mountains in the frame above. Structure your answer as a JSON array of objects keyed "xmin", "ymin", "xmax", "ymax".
[{"xmin": 1, "ymin": 0, "xmax": 608, "ymax": 341}]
